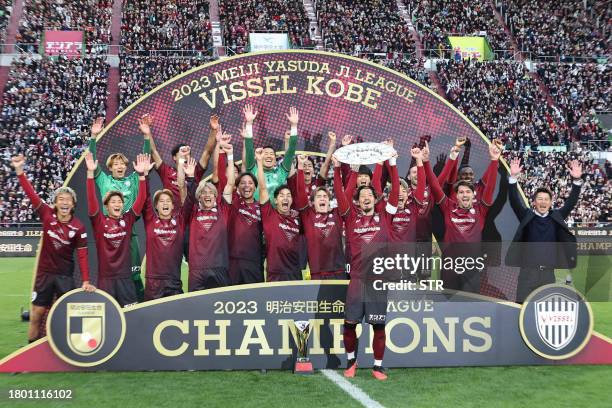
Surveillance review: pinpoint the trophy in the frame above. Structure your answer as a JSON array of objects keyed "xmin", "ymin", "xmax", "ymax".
[{"xmin": 292, "ymin": 320, "xmax": 314, "ymax": 374}]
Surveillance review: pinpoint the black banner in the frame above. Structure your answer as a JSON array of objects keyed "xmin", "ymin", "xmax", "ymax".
[{"xmin": 0, "ymin": 226, "xmax": 42, "ymax": 257}]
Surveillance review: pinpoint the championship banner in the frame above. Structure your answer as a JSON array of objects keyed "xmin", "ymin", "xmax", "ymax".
[
  {"xmin": 43, "ymin": 31, "xmax": 84, "ymax": 58},
  {"xmin": 9, "ymin": 51, "xmax": 611, "ymax": 372},
  {"xmin": 1, "ymin": 282, "xmax": 611, "ymax": 372},
  {"xmin": 448, "ymin": 36, "xmax": 493, "ymax": 61}
]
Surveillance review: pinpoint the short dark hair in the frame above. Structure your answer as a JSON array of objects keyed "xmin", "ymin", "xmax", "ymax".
[
  {"xmin": 458, "ymin": 165, "xmax": 474, "ymax": 173},
  {"xmin": 454, "ymin": 180, "xmax": 475, "ymax": 193},
  {"xmin": 533, "ymin": 187, "xmax": 553, "ymax": 200},
  {"xmin": 358, "ymin": 165, "xmax": 372, "ymax": 178},
  {"xmin": 235, "ymin": 172, "xmax": 258, "ymax": 188},
  {"xmin": 311, "ymin": 186, "xmax": 331, "ymax": 201},
  {"xmin": 354, "ymin": 185, "xmax": 377, "ymax": 201},
  {"xmin": 103, "ymin": 190, "xmax": 125, "ymax": 205},
  {"xmin": 171, "ymin": 143, "xmax": 188, "ymax": 158},
  {"xmin": 273, "ymin": 184, "xmax": 291, "ymax": 199},
  {"xmin": 262, "ymin": 145, "xmax": 276, "ymax": 152}
]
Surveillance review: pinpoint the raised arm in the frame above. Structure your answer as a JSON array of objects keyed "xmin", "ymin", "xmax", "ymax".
[
  {"xmin": 255, "ymin": 148, "xmax": 269, "ymax": 204},
  {"xmin": 281, "ymin": 107, "xmax": 299, "ymax": 172},
  {"xmin": 85, "ymin": 152, "xmax": 100, "ymax": 216},
  {"xmin": 220, "ymin": 143, "xmax": 236, "ymax": 204},
  {"xmin": 295, "ymin": 155, "xmax": 309, "ymax": 210},
  {"xmin": 372, "ymin": 163, "xmax": 383, "ymax": 196},
  {"xmin": 183, "ymin": 157, "xmax": 198, "ymax": 207},
  {"xmin": 332, "ymin": 155, "xmax": 350, "ymax": 215},
  {"xmin": 559, "ymin": 160, "xmax": 583, "ymax": 219},
  {"xmin": 460, "ymin": 137, "xmax": 471, "ymax": 168},
  {"xmin": 198, "ymin": 114, "xmax": 220, "ymax": 171},
  {"xmin": 481, "ymin": 142, "xmax": 501, "ymax": 206},
  {"xmin": 387, "ymin": 152, "xmax": 399, "ymax": 209},
  {"xmin": 11, "ymin": 155, "xmax": 43, "ymax": 209},
  {"xmin": 339, "ymin": 134, "xmax": 354, "ymax": 186},
  {"xmin": 138, "ymin": 114, "xmax": 159, "ymax": 167},
  {"xmin": 131, "ymin": 154, "xmax": 153, "ymax": 216},
  {"xmin": 423, "ymin": 142, "xmax": 445, "ymax": 204},
  {"xmin": 243, "ymin": 104, "xmax": 258, "ymax": 172},
  {"xmin": 438, "ymin": 141, "xmax": 462, "ymax": 185},
  {"xmin": 88, "ymin": 117, "xmax": 104, "ymax": 178},
  {"xmin": 318, "ymin": 131, "xmax": 337, "ymax": 180},
  {"xmin": 508, "ymin": 157, "xmax": 529, "ymax": 220},
  {"xmin": 411, "ymin": 147, "xmax": 426, "ymax": 203}
]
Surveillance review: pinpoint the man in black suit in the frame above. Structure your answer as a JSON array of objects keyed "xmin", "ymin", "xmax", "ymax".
[{"xmin": 505, "ymin": 157, "xmax": 583, "ymax": 303}]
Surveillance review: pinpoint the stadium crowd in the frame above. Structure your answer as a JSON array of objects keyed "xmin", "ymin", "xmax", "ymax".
[
  {"xmin": 502, "ymin": 0, "xmax": 609, "ymax": 59},
  {"xmin": 0, "ymin": 0, "xmax": 11, "ymax": 46},
  {"xmin": 16, "ymin": 0, "xmax": 112, "ymax": 53},
  {"xmin": 118, "ymin": 55, "xmax": 214, "ymax": 112},
  {"xmin": 316, "ymin": 0, "xmax": 415, "ymax": 55},
  {"xmin": 538, "ymin": 62, "xmax": 611, "ymax": 148},
  {"xmin": 0, "ymin": 55, "xmax": 108, "ymax": 224},
  {"xmin": 437, "ymin": 59, "xmax": 570, "ymax": 149},
  {"xmin": 120, "ymin": 0, "xmax": 213, "ymax": 54},
  {"xmin": 407, "ymin": 0, "xmax": 511, "ymax": 55},
  {"xmin": 219, "ymin": 0, "xmax": 313, "ymax": 53}
]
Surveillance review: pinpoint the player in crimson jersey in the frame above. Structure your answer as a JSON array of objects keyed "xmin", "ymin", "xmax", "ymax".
[
  {"xmin": 287, "ymin": 130, "xmax": 337, "ymax": 204},
  {"xmin": 333, "ymin": 148, "xmax": 399, "ymax": 381},
  {"xmin": 142, "ymin": 157, "xmax": 198, "ymax": 300},
  {"xmin": 11, "ymin": 155, "xmax": 95, "ymax": 342},
  {"xmin": 256, "ymin": 148, "xmax": 303, "ymax": 281},
  {"xmin": 215, "ymin": 144, "xmax": 264, "ymax": 285},
  {"xmin": 294, "ymin": 155, "xmax": 346, "ymax": 279},
  {"xmin": 85, "ymin": 152, "xmax": 148, "ymax": 307},
  {"xmin": 146, "ymin": 114, "xmax": 218, "ymax": 205},
  {"xmin": 185, "ymin": 141, "xmax": 236, "ymax": 291},
  {"xmin": 424, "ymin": 141, "xmax": 501, "ymax": 293}
]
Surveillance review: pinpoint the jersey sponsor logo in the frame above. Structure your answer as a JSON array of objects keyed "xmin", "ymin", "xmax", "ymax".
[
  {"xmin": 47, "ymin": 229, "xmax": 71, "ymax": 247},
  {"xmin": 238, "ymin": 207, "xmax": 261, "ymax": 224},
  {"xmin": 451, "ymin": 217, "xmax": 476, "ymax": 224},
  {"xmin": 279, "ymin": 221, "xmax": 300, "ymax": 241}
]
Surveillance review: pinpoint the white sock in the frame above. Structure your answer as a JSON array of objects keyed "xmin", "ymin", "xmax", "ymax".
[
  {"xmin": 374, "ymin": 359, "xmax": 382, "ymax": 367},
  {"xmin": 347, "ymin": 352, "xmax": 355, "ymax": 360}
]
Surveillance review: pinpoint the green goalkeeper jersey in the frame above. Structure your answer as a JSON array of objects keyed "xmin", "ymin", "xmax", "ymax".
[
  {"xmin": 244, "ymin": 134, "xmax": 297, "ymax": 206},
  {"xmin": 88, "ymin": 138, "xmax": 151, "ymax": 215}
]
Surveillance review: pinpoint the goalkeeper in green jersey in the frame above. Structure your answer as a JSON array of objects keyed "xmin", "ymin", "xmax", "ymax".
[
  {"xmin": 243, "ymin": 105, "xmax": 299, "ymax": 206},
  {"xmin": 87, "ymin": 115, "xmax": 153, "ymax": 301}
]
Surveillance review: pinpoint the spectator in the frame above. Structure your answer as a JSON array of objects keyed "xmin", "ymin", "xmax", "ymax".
[
  {"xmin": 539, "ymin": 62, "xmax": 611, "ymax": 149},
  {"xmin": 220, "ymin": 0, "xmax": 312, "ymax": 53},
  {"xmin": 437, "ymin": 59, "xmax": 569, "ymax": 149},
  {"xmin": 17, "ymin": 0, "xmax": 112, "ymax": 53},
  {"xmin": 121, "ymin": 0, "xmax": 213, "ymax": 54},
  {"xmin": 0, "ymin": 54, "xmax": 108, "ymax": 224},
  {"xmin": 503, "ymin": 0, "xmax": 609, "ymax": 60}
]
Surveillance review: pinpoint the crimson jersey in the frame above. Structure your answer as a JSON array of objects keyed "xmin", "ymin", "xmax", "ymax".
[
  {"xmin": 342, "ymin": 200, "xmax": 395, "ymax": 278},
  {"xmin": 90, "ymin": 211, "xmax": 138, "ymax": 280},
  {"xmin": 188, "ymin": 197, "xmax": 231, "ymax": 271},
  {"xmin": 228, "ymin": 193, "xmax": 262, "ymax": 262},
  {"xmin": 300, "ymin": 207, "xmax": 345, "ymax": 274},
  {"xmin": 143, "ymin": 190, "xmax": 192, "ymax": 280},
  {"xmin": 287, "ymin": 173, "xmax": 326, "ymax": 208},
  {"xmin": 261, "ymin": 201, "xmax": 302, "ymax": 279},
  {"xmin": 439, "ymin": 198, "xmax": 489, "ymax": 243},
  {"xmin": 449, "ymin": 181, "xmax": 485, "ymax": 203},
  {"xmin": 157, "ymin": 162, "xmax": 205, "ymax": 205},
  {"xmin": 37, "ymin": 205, "xmax": 88, "ymax": 277}
]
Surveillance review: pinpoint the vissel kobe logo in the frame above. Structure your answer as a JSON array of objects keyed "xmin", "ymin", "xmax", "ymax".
[{"xmin": 535, "ymin": 293, "xmax": 578, "ymax": 350}]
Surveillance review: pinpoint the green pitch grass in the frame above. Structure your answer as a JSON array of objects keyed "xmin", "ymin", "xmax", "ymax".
[{"xmin": 1, "ymin": 257, "xmax": 611, "ymax": 408}]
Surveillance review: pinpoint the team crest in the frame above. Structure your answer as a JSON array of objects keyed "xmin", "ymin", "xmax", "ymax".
[
  {"xmin": 66, "ymin": 303, "xmax": 105, "ymax": 356},
  {"xmin": 535, "ymin": 293, "xmax": 578, "ymax": 350},
  {"xmin": 68, "ymin": 230, "xmax": 75, "ymax": 238}
]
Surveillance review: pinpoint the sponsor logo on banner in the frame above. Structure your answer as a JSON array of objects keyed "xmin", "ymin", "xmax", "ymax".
[
  {"xmin": 44, "ymin": 31, "xmax": 84, "ymax": 58},
  {"xmin": 519, "ymin": 284, "xmax": 593, "ymax": 360},
  {"xmin": 535, "ymin": 294, "xmax": 578, "ymax": 351},
  {"xmin": 47, "ymin": 290, "xmax": 126, "ymax": 367}
]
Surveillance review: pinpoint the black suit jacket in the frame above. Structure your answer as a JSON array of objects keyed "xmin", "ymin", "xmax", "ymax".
[{"xmin": 505, "ymin": 180, "xmax": 581, "ymax": 269}]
